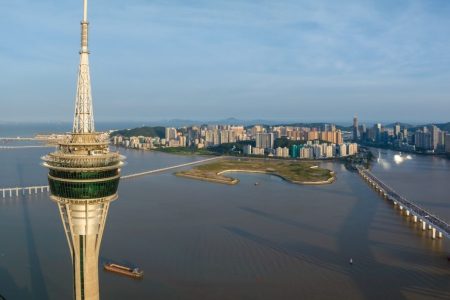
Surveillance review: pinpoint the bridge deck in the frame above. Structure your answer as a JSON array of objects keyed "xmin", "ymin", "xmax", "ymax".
[{"xmin": 358, "ymin": 167, "xmax": 450, "ymax": 239}]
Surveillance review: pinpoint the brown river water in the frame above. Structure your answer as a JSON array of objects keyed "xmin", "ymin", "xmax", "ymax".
[{"xmin": 0, "ymin": 146, "xmax": 449, "ymax": 300}]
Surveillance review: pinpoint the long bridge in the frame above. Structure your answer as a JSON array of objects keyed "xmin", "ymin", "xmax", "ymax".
[
  {"xmin": 0, "ymin": 137, "xmax": 37, "ymax": 141},
  {"xmin": 358, "ymin": 166, "xmax": 450, "ymax": 240},
  {"xmin": 0, "ymin": 145, "xmax": 54, "ymax": 149},
  {"xmin": 1, "ymin": 156, "xmax": 221, "ymax": 198},
  {"xmin": 121, "ymin": 156, "xmax": 220, "ymax": 179}
]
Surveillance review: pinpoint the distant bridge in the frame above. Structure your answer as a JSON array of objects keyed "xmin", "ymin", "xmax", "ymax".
[
  {"xmin": 0, "ymin": 137, "xmax": 37, "ymax": 141},
  {"xmin": 358, "ymin": 166, "xmax": 450, "ymax": 240},
  {"xmin": 0, "ymin": 145, "xmax": 54, "ymax": 149},
  {"xmin": 1, "ymin": 185, "xmax": 50, "ymax": 198},
  {"xmin": 121, "ymin": 156, "xmax": 221, "ymax": 179},
  {"xmin": 1, "ymin": 156, "xmax": 221, "ymax": 198}
]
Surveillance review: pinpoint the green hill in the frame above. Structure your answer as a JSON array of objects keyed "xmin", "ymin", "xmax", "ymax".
[
  {"xmin": 111, "ymin": 126, "xmax": 165, "ymax": 138},
  {"xmin": 411, "ymin": 122, "xmax": 450, "ymax": 132}
]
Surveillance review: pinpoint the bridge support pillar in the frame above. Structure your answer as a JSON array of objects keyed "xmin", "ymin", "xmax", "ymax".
[
  {"xmin": 428, "ymin": 224, "xmax": 432, "ymax": 230},
  {"xmin": 9, "ymin": 190, "xmax": 12, "ymax": 197},
  {"xmin": 438, "ymin": 232, "xmax": 443, "ymax": 239},
  {"xmin": 399, "ymin": 205, "xmax": 403, "ymax": 211},
  {"xmin": 34, "ymin": 187, "xmax": 37, "ymax": 194},
  {"xmin": 41, "ymin": 187, "xmax": 44, "ymax": 192},
  {"xmin": 2, "ymin": 190, "xmax": 4, "ymax": 198},
  {"xmin": 432, "ymin": 228, "xmax": 436, "ymax": 239},
  {"xmin": 406, "ymin": 210, "xmax": 410, "ymax": 216},
  {"xmin": 28, "ymin": 188, "xmax": 31, "ymax": 195},
  {"xmin": 16, "ymin": 188, "xmax": 19, "ymax": 197},
  {"xmin": 422, "ymin": 221, "xmax": 426, "ymax": 231},
  {"xmin": 413, "ymin": 216, "xmax": 417, "ymax": 223}
]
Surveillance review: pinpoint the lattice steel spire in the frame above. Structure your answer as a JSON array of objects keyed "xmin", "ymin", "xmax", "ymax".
[{"xmin": 73, "ymin": 0, "xmax": 95, "ymax": 133}]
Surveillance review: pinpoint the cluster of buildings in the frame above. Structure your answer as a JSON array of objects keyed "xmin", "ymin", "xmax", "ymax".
[
  {"xmin": 245, "ymin": 141, "xmax": 358, "ymax": 159},
  {"xmin": 112, "ymin": 123, "xmax": 358, "ymax": 159},
  {"xmin": 353, "ymin": 116, "xmax": 450, "ymax": 154}
]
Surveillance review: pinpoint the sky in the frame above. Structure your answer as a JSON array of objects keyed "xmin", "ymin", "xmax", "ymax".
[{"xmin": 1, "ymin": 0, "xmax": 450, "ymax": 124}]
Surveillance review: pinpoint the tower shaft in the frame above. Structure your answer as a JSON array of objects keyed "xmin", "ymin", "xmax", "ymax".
[{"xmin": 59, "ymin": 202, "xmax": 110, "ymax": 300}]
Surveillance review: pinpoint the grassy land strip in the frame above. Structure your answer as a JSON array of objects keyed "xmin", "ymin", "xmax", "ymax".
[
  {"xmin": 176, "ymin": 158, "xmax": 335, "ymax": 185},
  {"xmin": 153, "ymin": 147, "xmax": 218, "ymax": 156}
]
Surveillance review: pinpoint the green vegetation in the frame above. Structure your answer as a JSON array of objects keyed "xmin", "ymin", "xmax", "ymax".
[
  {"xmin": 208, "ymin": 141, "xmax": 254, "ymax": 155},
  {"xmin": 154, "ymin": 142, "xmax": 255, "ymax": 156},
  {"xmin": 274, "ymin": 137, "xmax": 306, "ymax": 148},
  {"xmin": 176, "ymin": 158, "xmax": 335, "ymax": 185},
  {"xmin": 154, "ymin": 147, "xmax": 217, "ymax": 156},
  {"xmin": 111, "ymin": 126, "xmax": 165, "ymax": 138}
]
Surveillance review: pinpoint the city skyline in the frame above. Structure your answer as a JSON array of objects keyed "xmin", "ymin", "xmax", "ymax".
[{"xmin": 2, "ymin": 0, "xmax": 450, "ymax": 123}]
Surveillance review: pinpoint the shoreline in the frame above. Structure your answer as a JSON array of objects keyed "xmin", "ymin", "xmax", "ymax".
[{"xmin": 176, "ymin": 168, "xmax": 335, "ymax": 186}]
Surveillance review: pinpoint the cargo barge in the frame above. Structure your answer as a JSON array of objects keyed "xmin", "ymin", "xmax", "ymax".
[{"xmin": 104, "ymin": 263, "xmax": 144, "ymax": 279}]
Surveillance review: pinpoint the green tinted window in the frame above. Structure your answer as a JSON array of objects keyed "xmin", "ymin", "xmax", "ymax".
[
  {"xmin": 50, "ymin": 169, "xmax": 118, "ymax": 180},
  {"xmin": 49, "ymin": 178, "xmax": 120, "ymax": 199}
]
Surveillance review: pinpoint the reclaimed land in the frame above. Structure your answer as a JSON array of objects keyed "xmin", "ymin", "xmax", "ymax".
[{"xmin": 175, "ymin": 158, "xmax": 335, "ymax": 185}]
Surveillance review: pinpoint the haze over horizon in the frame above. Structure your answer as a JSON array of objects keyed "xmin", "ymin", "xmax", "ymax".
[{"xmin": 1, "ymin": 0, "xmax": 450, "ymax": 123}]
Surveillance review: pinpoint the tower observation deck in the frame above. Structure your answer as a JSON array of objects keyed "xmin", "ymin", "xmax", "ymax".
[{"xmin": 42, "ymin": 1, "xmax": 125, "ymax": 299}]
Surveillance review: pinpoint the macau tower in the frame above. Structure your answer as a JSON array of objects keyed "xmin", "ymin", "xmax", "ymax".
[{"xmin": 42, "ymin": 0, "xmax": 125, "ymax": 299}]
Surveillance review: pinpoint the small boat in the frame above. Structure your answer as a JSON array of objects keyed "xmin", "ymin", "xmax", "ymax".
[
  {"xmin": 349, "ymin": 258, "xmax": 353, "ymax": 265},
  {"xmin": 104, "ymin": 263, "xmax": 144, "ymax": 279},
  {"xmin": 254, "ymin": 182, "xmax": 259, "ymax": 186}
]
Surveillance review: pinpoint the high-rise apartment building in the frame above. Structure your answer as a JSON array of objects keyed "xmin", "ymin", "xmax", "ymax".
[
  {"xmin": 414, "ymin": 127, "xmax": 432, "ymax": 150},
  {"xmin": 165, "ymin": 127, "xmax": 177, "ymax": 141},
  {"xmin": 394, "ymin": 122, "xmax": 401, "ymax": 138},
  {"xmin": 255, "ymin": 133, "xmax": 274, "ymax": 149},
  {"xmin": 445, "ymin": 134, "xmax": 450, "ymax": 153},
  {"xmin": 430, "ymin": 125, "xmax": 441, "ymax": 150},
  {"xmin": 353, "ymin": 116, "xmax": 359, "ymax": 141}
]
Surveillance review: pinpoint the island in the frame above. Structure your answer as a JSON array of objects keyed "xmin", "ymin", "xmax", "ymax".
[{"xmin": 175, "ymin": 158, "xmax": 335, "ymax": 185}]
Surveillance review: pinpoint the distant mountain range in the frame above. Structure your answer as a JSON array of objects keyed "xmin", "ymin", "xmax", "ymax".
[{"xmin": 111, "ymin": 126, "xmax": 166, "ymax": 138}]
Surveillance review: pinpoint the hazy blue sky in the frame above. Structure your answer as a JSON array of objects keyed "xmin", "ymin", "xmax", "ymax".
[{"xmin": 1, "ymin": 0, "xmax": 450, "ymax": 124}]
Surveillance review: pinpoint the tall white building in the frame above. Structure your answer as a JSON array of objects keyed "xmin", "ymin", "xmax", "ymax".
[
  {"xmin": 445, "ymin": 134, "xmax": 450, "ymax": 153},
  {"xmin": 347, "ymin": 143, "xmax": 358, "ymax": 155},
  {"xmin": 255, "ymin": 133, "xmax": 274, "ymax": 149},
  {"xmin": 299, "ymin": 147, "xmax": 314, "ymax": 159},
  {"xmin": 243, "ymin": 144, "xmax": 252, "ymax": 155},
  {"xmin": 338, "ymin": 144, "xmax": 348, "ymax": 157},
  {"xmin": 252, "ymin": 147, "xmax": 265, "ymax": 155},
  {"xmin": 165, "ymin": 127, "xmax": 177, "ymax": 141},
  {"xmin": 276, "ymin": 147, "xmax": 289, "ymax": 158}
]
